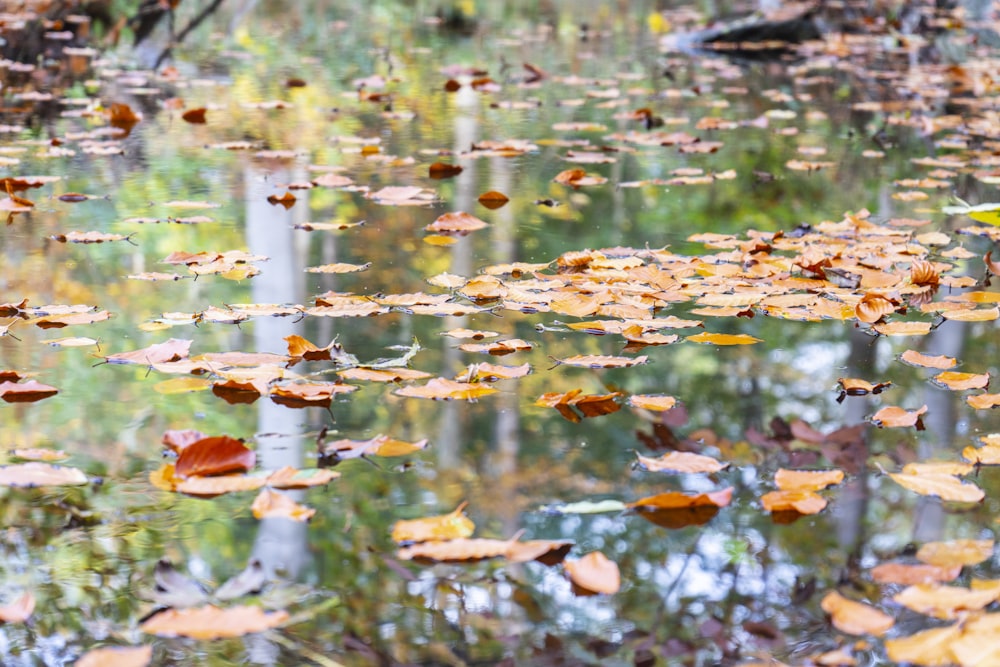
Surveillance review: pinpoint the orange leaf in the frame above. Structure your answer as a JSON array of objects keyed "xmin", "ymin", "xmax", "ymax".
[
  {"xmin": 774, "ymin": 469, "xmax": 844, "ymax": 491},
  {"xmin": 251, "ymin": 488, "xmax": 315, "ymax": 521},
  {"xmin": 894, "ymin": 583, "xmax": 1000, "ymax": 619},
  {"xmin": 181, "ymin": 108, "xmax": 207, "ymax": 124},
  {"xmin": 627, "ymin": 394, "xmax": 677, "ymax": 411},
  {"xmin": 630, "ymin": 487, "xmax": 733, "ymax": 510},
  {"xmin": 900, "ymin": 349, "xmax": 956, "ymax": 369},
  {"xmin": 855, "ymin": 293, "xmax": 896, "ymax": 323},
  {"xmin": 338, "ymin": 367, "xmax": 432, "ymax": 383},
  {"xmin": 0, "ymin": 380, "xmax": 59, "ymax": 403},
  {"xmin": 104, "ymin": 338, "xmax": 192, "ymax": 365},
  {"xmin": 76, "ymin": 645, "xmax": 153, "ymax": 667},
  {"xmin": 394, "ymin": 378, "xmax": 497, "ymax": 401},
  {"xmin": 391, "ymin": 503, "xmax": 475, "ymax": 543},
  {"xmin": 174, "ymin": 474, "xmax": 266, "ymax": 498},
  {"xmin": 555, "ymin": 354, "xmax": 648, "ymax": 368},
  {"xmin": 967, "ymin": 393, "xmax": 1000, "ymax": 409},
  {"xmin": 888, "ymin": 472, "xmax": 984, "ymax": 503},
  {"xmin": 174, "ymin": 436, "xmax": 255, "ymax": 478},
  {"xmin": 139, "ymin": 605, "xmax": 288, "ymax": 639},
  {"xmin": 820, "ymin": 591, "xmax": 894, "ymax": 636},
  {"xmin": 565, "ymin": 551, "xmax": 621, "ymax": 595},
  {"xmin": 917, "ymin": 539, "xmax": 994, "ymax": 567},
  {"xmin": 871, "ymin": 404, "xmax": 927, "ymax": 428},
  {"xmin": 871, "ymin": 563, "xmax": 962, "ymax": 585},
  {"xmin": 265, "ymin": 466, "xmax": 339, "ymax": 489},
  {"xmin": 0, "ymin": 592, "xmax": 34, "ymax": 623},
  {"xmin": 761, "ymin": 490, "xmax": 827, "ymax": 514},
  {"xmin": 397, "ymin": 537, "xmax": 513, "ymax": 562},
  {"xmin": 686, "ymin": 332, "xmax": 762, "ymax": 345},
  {"xmin": 428, "ymin": 162, "xmax": 463, "ymax": 178}
]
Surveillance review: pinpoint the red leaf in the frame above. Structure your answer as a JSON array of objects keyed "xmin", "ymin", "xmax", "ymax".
[{"xmin": 174, "ymin": 436, "xmax": 255, "ymax": 478}]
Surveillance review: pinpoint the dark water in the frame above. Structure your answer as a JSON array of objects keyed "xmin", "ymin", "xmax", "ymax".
[{"xmin": 2, "ymin": 2, "xmax": 1000, "ymax": 665}]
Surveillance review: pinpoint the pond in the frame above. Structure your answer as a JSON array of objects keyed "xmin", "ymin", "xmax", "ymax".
[{"xmin": 3, "ymin": 1, "xmax": 1000, "ymax": 665}]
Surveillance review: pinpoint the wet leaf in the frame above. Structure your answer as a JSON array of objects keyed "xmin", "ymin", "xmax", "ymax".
[
  {"xmin": 636, "ymin": 451, "xmax": 727, "ymax": 473},
  {"xmin": 555, "ymin": 354, "xmax": 648, "ymax": 368},
  {"xmin": 855, "ymin": 293, "xmax": 896, "ymax": 323},
  {"xmin": 337, "ymin": 367, "xmax": 432, "ymax": 383},
  {"xmin": 0, "ymin": 462, "xmax": 87, "ymax": 487},
  {"xmin": 428, "ymin": 162, "xmax": 463, "ymax": 178},
  {"xmin": 894, "ymin": 583, "xmax": 1000, "ymax": 619},
  {"xmin": 182, "ymin": 107, "xmax": 207, "ymax": 124},
  {"xmin": 565, "ymin": 552, "xmax": 621, "ymax": 595},
  {"xmin": 251, "ymin": 488, "xmax": 315, "ymax": 521},
  {"xmin": 0, "ymin": 380, "xmax": 59, "ymax": 403},
  {"xmin": 425, "ymin": 211, "xmax": 488, "ymax": 234},
  {"xmin": 627, "ymin": 394, "xmax": 677, "ymax": 411},
  {"xmin": 76, "ymin": 645, "xmax": 153, "ymax": 667},
  {"xmin": 174, "ymin": 474, "xmax": 267, "ymax": 498},
  {"xmin": 686, "ymin": 332, "xmax": 762, "ymax": 345},
  {"xmin": 539, "ymin": 499, "xmax": 628, "ymax": 515},
  {"xmin": 265, "ymin": 466, "xmax": 339, "ymax": 489},
  {"xmin": 391, "ymin": 503, "xmax": 475, "ymax": 543},
  {"xmin": 0, "ymin": 592, "xmax": 34, "ymax": 623},
  {"xmin": 884, "ymin": 625, "xmax": 962, "ymax": 667},
  {"xmin": 917, "ymin": 539, "xmax": 994, "ymax": 567},
  {"xmin": 478, "ymin": 190, "xmax": 509, "ymax": 209},
  {"xmin": 629, "ymin": 487, "xmax": 733, "ymax": 510},
  {"xmin": 871, "ymin": 562, "xmax": 962, "ymax": 585},
  {"xmin": 775, "ymin": 469, "xmax": 844, "ymax": 491},
  {"xmin": 888, "ymin": 472, "xmax": 984, "ymax": 503},
  {"xmin": 933, "ymin": 371, "xmax": 990, "ymax": 391},
  {"xmin": 820, "ymin": 591, "xmax": 894, "ymax": 636},
  {"xmin": 139, "ymin": 605, "xmax": 288, "ymax": 639},
  {"xmin": 103, "ymin": 339, "xmax": 192, "ymax": 365},
  {"xmin": 174, "ymin": 436, "xmax": 255, "ymax": 478},
  {"xmin": 394, "ymin": 378, "xmax": 497, "ymax": 401},
  {"xmin": 760, "ymin": 490, "xmax": 827, "ymax": 515},
  {"xmin": 8, "ymin": 448, "xmax": 67, "ymax": 462},
  {"xmin": 51, "ymin": 230, "xmax": 127, "ymax": 243},
  {"xmin": 900, "ymin": 350, "xmax": 957, "ymax": 369},
  {"xmin": 553, "ymin": 168, "xmax": 607, "ymax": 187},
  {"xmin": 967, "ymin": 393, "xmax": 1000, "ymax": 409},
  {"xmin": 270, "ymin": 382, "xmax": 357, "ymax": 408},
  {"xmin": 871, "ymin": 405, "xmax": 927, "ymax": 428}
]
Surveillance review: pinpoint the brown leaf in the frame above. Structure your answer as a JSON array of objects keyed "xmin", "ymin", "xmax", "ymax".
[
  {"xmin": 565, "ymin": 552, "xmax": 621, "ymax": 595},
  {"xmin": 161, "ymin": 429, "xmax": 209, "ymax": 453},
  {"xmin": 284, "ymin": 334, "xmax": 341, "ymax": 361},
  {"xmin": 820, "ymin": 591, "xmax": 894, "ymax": 636},
  {"xmin": 0, "ymin": 380, "xmax": 59, "ymax": 403},
  {"xmin": 553, "ymin": 168, "xmax": 607, "ymax": 187},
  {"xmin": 391, "ymin": 503, "xmax": 475, "ymax": 543},
  {"xmin": 270, "ymin": 382, "xmax": 357, "ymax": 408},
  {"xmin": 104, "ymin": 338, "xmax": 192, "ymax": 365},
  {"xmin": 139, "ymin": 605, "xmax": 288, "ymax": 639},
  {"xmin": 425, "ymin": 211, "xmax": 488, "ymax": 234},
  {"xmin": 477, "ymin": 190, "xmax": 509, "ymax": 209},
  {"xmin": 337, "ymin": 367, "xmax": 432, "ymax": 383},
  {"xmin": 174, "ymin": 436, "xmax": 255, "ymax": 478},
  {"xmin": 900, "ymin": 349, "xmax": 956, "ymax": 369},
  {"xmin": 266, "ymin": 192, "xmax": 296, "ymax": 209},
  {"xmin": 885, "ymin": 625, "xmax": 962, "ymax": 667},
  {"xmin": 181, "ymin": 108, "xmax": 207, "ymax": 124},
  {"xmin": 428, "ymin": 162, "xmax": 463, "ymax": 179}
]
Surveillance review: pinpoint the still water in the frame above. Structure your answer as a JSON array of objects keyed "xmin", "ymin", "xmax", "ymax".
[{"xmin": 2, "ymin": 1, "xmax": 1000, "ymax": 665}]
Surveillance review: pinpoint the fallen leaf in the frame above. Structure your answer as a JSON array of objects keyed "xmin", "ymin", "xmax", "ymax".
[
  {"xmin": 394, "ymin": 378, "xmax": 497, "ymax": 401},
  {"xmin": 933, "ymin": 371, "xmax": 990, "ymax": 391},
  {"xmin": 391, "ymin": 503, "xmax": 475, "ymax": 543},
  {"xmin": 917, "ymin": 539, "xmax": 994, "ymax": 567},
  {"xmin": 900, "ymin": 350, "xmax": 957, "ymax": 369},
  {"xmin": 871, "ymin": 405, "xmax": 927, "ymax": 428},
  {"xmin": 0, "ymin": 592, "xmax": 34, "ymax": 623},
  {"xmin": 636, "ymin": 451, "xmax": 727, "ymax": 473},
  {"xmin": 555, "ymin": 354, "xmax": 648, "ymax": 368},
  {"xmin": 425, "ymin": 211, "xmax": 488, "ymax": 234},
  {"xmin": 884, "ymin": 625, "xmax": 962, "ymax": 667},
  {"xmin": 103, "ymin": 338, "xmax": 192, "ymax": 365},
  {"xmin": 0, "ymin": 380, "xmax": 59, "ymax": 403},
  {"xmin": 760, "ymin": 490, "xmax": 828, "ymax": 515},
  {"xmin": 820, "ymin": 591, "xmax": 894, "ymax": 636},
  {"xmin": 871, "ymin": 562, "xmax": 962, "ymax": 585},
  {"xmin": 251, "ymin": 488, "xmax": 315, "ymax": 521},
  {"xmin": 888, "ymin": 472, "xmax": 984, "ymax": 503},
  {"xmin": 629, "ymin": 487, "xmax": 733, "ymax": 510},
  {"xmin": 174, "ymin": 436, "xmax": 255, "ymax": 478},
  {"xmin": 478, "ymin": 190, "xmax": 509, "ymax": 209},
  {"xmin": 265, "ymin": 466, "xmax": 339, "ymax": 489},
  {"xmin": 894, "ymin": 583, "xmax": 1000, "ymax": 619},
  {"xmin": 76, "ymin": 645, "xmax": 153, "ymax": 667},
  {"xmin": 0, "ymin": 462, "xmax": 87, "ymax": 487},
  {"xmin": 627, "ymin": 395, "xmax": 677, "ymax": 411},
  {"xmin": 686, "ymin": 332, "xmax": 762, "ymax": 345},
  {"xmin": 565, "ymin": 551, "xmax": 621, "ymax": 595},
  {"xmin": 139, "ymin": 605, "xmax": 288, "ymax": 639}
]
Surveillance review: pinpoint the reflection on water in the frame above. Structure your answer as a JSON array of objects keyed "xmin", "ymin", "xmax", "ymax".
[{"xmin": 1, "ymin": 1, "xmax": 1000, "ymax": 664}]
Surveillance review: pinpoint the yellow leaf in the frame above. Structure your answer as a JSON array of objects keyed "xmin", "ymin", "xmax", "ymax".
[{"xmin": 820, "ymin": 591, "xmax": 894, "ymax": 636}]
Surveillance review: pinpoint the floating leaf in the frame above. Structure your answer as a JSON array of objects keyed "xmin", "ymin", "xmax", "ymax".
[
  {"xmin": 103, "ymin": 338, "xmax": 192, "ymax": 365},
  {"xmin": 900, "ymin": 350, "xmax": 957, "ymax": 369},
  {"xmin": 933, "ymin": 371, "xmax": 990, "ymax": 391},
  {"xmin": 565, "ymin": 552, "xmax": 621, "ymax": 595},
  {"xmin": 0, "ymin": 592, "xmax": 34, "ymax": 623},
  {"xmin": 686, "ymin": 332, "xmax": 762, "ymax": 345},
  {"xmin": 8, "ymin": 448, "xmax": 67, "ymax": 462},
  {"xmin": 428, "ymin": 162, "xmax": 463, "ymax": 178},
  {"xmin": 265, "ymin": 466, "xmax": 339, "ymax": 489},
  {"xmin": 871, "ymin": 405, "xmax": 927, "ymax": 428},
  {"xmin": 888, "ymin": 472, "xmax": 984, "ymax": 503},
  {"xmin": 76, "ymin": 645, "xmax": 153, "ymax": 667},
  {"xmin": 174, "ymin": 436, "xmax": 255, "ymax": 478},
  {"xmin": 425, "ymin": 211, "xmax": 488, "ymax": 234},
  {"xmin": 251, "ymin": 488, "xmax": 315, "ymax": 521},
  {"xmin": 629, "ymin": 487, "xmax": 733, "ymax": 510},
  {"xmin": 628, "ymin": 395, "xmax": 677, "ymax": 411},
  {"xmin": 478, "ymin": 190, "xmax": 509, "ymax": 209},
  {"xmin": 855, "ymin": 293, "xmax": 896, "ymax": 323},
  {"xmin": 968, "ymin": 394, "xmax": 1000, "ymax": 409},
  {"xmin": 917, "ymin": 539, "xmax": 994, "ymax": 567},
  {"xmin": 174, "ymin": 474, "xmax": 267, "ymax": 498},
  {"xmin": 761, "ymin": 490, "xmax": 828, "ymax": 515},
  {"xmin": 871, "ymin": 563, "xmax": 962, "ymax": 585},
  {"xmin": 337, "ymin": 367, "xmax": 432, "ymax": 383},
  {"xmin": 394, "ymin": 378, "xmax": 497, "ymax": 401},
  {"xmin": 555, "ymin": 354, "xmax": 648, "ymax": 368},
  {"xmin": 636, "ymin": 451, "xmax": 727, "ymax": 474},
  {"xmin": 820, "ymin": 591, "xmax": 894, "ymax": 636},
  {"xmin": 894, "ymin": 583, "xmax": 1000, "ymax": 619},
  {"xmin": 391, "ymin": 503, "xmax": 475, "ymax": 543},
  {"xmin": 0, "ymin": 380, "xmax": 58, "ymax": 403},
  {"xmin": 0, "ymin": 462, "xmax": 86, "ymax": 487},
  {"xmin": 775, "ymin": 469, "xmax": 844, "ymax": 491},
  {"xmin": 139, "ymin": 605, "xmax": 288, "ymax": 639}
]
